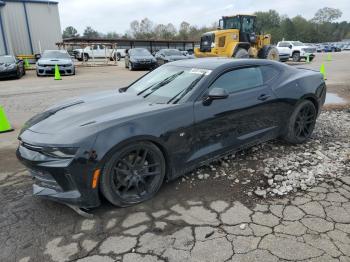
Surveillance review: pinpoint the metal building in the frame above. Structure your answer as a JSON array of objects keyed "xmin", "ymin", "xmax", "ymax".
[{"xmin": 0, "ymin": 0, "xmax": 61, "ymax": 56}]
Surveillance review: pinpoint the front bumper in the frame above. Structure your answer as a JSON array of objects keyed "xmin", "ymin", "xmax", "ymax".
[
  {"xmin": 0, "ymin": 69, "xmax": 17, "ymax": 78},
  {"xmin": 36, "ymin": 65, "xmax": 75, "ymax": 76},
  {"xmin": 300, "ymin": 52, "xmax": 315, "ymax": 59},
  {"xmin": 131, "ymin": 61, "xmax": 157, "ymax": 69},
  {"xmin": 16, "ymin": 142, "xmax": 100, "ymax": 208}
]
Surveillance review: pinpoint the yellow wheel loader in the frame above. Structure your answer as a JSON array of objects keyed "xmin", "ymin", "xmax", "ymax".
[{"xmin": 194, "ymin": 14, "xmax": 279, "ymax": 61}]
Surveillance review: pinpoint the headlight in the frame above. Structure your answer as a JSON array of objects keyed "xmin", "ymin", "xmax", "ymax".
[
  {"xmin": 41, "ymin": 147, "xmax": 78, "ymax": 158},
  {"xmin": 7, "ymin": 64, "xmax": 16, "ymax": 70}
]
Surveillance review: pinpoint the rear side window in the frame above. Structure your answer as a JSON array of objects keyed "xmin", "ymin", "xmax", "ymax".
[
  {"xmin": 210, "ymin": 67, "xmax": 263, "ymax": 94},
  {"xmin": 260, "ymin": 65, "xmax": 280, "ymax": 83}
]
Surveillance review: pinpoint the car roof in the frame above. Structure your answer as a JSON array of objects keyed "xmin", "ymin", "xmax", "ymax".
[
  {"xmin": 168, "ymin": 58, "xmax": 281, "ymax": 70},
  {"xmin": 43, "ymin": 50, "xmax": 68, "ymax": 53}
]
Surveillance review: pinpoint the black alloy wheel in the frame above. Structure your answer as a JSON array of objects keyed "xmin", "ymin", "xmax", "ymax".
[
  {"xmin": 293, "ymin": 103, "xmax": 316, "ymax": 139},
  {"xmin": 283, "ymin": 100, "xmax": 317, "ymax": 144},
  {"xmin": 100, "ymin": 142, "xmax": 166, "ymax": 206}
]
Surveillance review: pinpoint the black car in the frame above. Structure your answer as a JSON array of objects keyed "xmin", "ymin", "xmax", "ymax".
[
  {"xmin": 125, "ymin": 48, "xmax": 157, "ymax": 71},
  {"xmin": 17, "ymin": 58, "xmax": 326, "ymax": 209},
  {"xmin": 155, "ymin": 49, "xmax": 192, "ymax": 66},
  {"xmin": 0, "ymin": 55, "xmax": 25, "ymax": 79}
]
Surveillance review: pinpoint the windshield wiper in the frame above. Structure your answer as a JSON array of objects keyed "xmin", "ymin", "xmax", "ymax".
[
  {"xmin": 166, "ymin": 74, "xmax": 206, "ymax": 104},
  {"xmin": 142, "ymin": 71, "xmax": 184, "ymax": 98}
]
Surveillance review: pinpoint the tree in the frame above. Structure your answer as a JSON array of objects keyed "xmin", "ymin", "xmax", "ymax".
[
  {"xmin": 106, "ymin": 32, "xmax": 120, "ymax": 39},
  {"xmin": 312, "ymin": 7, "xmax": 342, "ymax": 24},
  {"xmin": 139, "ymin": 18, "xmax": 154, "ymax": 39},
  {"xmin": 83, "ymin": 26, "xmax": 100, "ymax": 38},
  {"xmin": 255, "ymin": 10, "xmax": 281, "ymax": 33},
  {"xmin": 178, "ymin": 21, "xmax": 190, "ymax": 40},
  {"xmin": 62, "ymin": 26, "xmax": 79, "ymax": 39}
]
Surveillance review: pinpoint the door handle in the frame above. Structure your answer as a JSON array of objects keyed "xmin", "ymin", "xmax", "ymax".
[{"xmin": 257, "ymin": 94, "xmax": 271, "ymax": 101}]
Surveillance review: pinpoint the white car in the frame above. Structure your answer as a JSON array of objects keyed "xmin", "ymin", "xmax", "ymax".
[
  {"xmin": 36, "ymin": 50, "xmax": 75, "ymax": 76},
  {"xmin": 276, "ymin": 41, "xmax": 316, "ymax": 62},
  {"xmin": 73, "ymin": 45, "xmax": 126, "ymax": 61}
]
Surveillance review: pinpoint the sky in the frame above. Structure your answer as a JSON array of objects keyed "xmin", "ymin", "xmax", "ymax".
[{"xmin": 58, "ymin": 0, "xmax": 350, "ymax": 34}]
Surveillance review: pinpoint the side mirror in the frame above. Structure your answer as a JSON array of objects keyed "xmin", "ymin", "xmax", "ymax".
[
  {"xmin": 35, "ymin": 54, "xmax": 41, "ymax": 60},
  {"xmin": 203, "ymin": 88, "xmax": 229, "ymax": 105}
]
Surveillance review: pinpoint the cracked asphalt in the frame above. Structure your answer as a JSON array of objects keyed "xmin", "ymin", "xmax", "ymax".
[{"xmin": 0, "ymin": 53, "xmax": 350, "ymax": 262}]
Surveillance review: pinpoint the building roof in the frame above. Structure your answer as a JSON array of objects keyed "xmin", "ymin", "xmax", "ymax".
[{"xmin": 1, "ymin": 0, "xmax": 58, "ymax": 4}]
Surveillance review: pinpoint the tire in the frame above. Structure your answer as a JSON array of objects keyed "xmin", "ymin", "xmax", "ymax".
[
  {"xmin": 129, "ymin": 62, "xmax": 134, "ymax": 71},
  {"xmin": 234, "ymin": 48, "xmax": 249, "ymax": 58},
  {"xmin": 309, "ymin": 56, "xmax": 314, "ymax": 62},
  {"xmin": 16, "ymin": 68, "xmax": 21, "ymax": 79},
  {"xmin": 82, "ymin": 54, "xmax": 89, "ymax": 62},
  {"xmin": 100, "ymin": 141, "xmax": 166, "ymax": 207},
  {"xmin": 116, "ymin": 53, "xmax": 121, "ymax": 61},
  {"xmin": 258, "ymin": 45, "xmax": 279, "ymax": 61},
  {"xmin": 282, "ymin": 100, "xmax": 317, "ymax": 144},
  {"xmin": 292, "ymin": 52, "xmax": 301, "ymax": 62}
]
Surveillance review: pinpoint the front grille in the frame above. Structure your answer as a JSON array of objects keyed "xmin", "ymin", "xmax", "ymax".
[{"xmin": 200, "ymin": 33, "xmax": 215, "ymax": 52}]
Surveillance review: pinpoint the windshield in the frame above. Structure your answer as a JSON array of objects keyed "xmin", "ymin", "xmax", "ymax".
[
  {"xmin": 223, "ymin": 16, "xmax": 240, "ymax": 30},
  {"xmin": 163, "ymin": 49, "xmax": 182, "ymax": 56},
  {"xmin": 130, "ymin": 49, "xmax": 151, "ymax": 56},
  {"xmin": 41, "ymin": 51, "xmax": 71, "ymax": 59},
  {"xmin": 0, "ymin": 56, "xmax": 15, "ymax": 63},
  {"xmin": 126, "ymin": 65, "xmax": 210, "ymax": 104},
  {"xmin": 291, "ymin": 41, "xmax": 304, "ymax": 46}
]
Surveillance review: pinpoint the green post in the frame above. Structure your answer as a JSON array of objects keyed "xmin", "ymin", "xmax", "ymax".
[{"xmin": 320, "ymin": 63, "xmax": 326, "ymax": 80}]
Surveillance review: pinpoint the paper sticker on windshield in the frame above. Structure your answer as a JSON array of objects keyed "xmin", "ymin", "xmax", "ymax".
[{"xmin": 189, "ymin": 68, "xmax": 212, "ymax": 75}]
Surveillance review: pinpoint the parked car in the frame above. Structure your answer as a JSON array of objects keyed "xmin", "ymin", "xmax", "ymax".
[
  {"xmin": 344, "ymin": 44, "xmax": 350, "ymax": 51},
  {"xmin": 17, "ymin": 58, "xmax": 326, "ymax": 209},
  {"xmin": 276, "ymin": 41, "xmax": 316, "ymax": 62},
  {"xmin": 323, "ymin": 45, "xmax": 341, "ymax": 52},
  {"xmin": 155, "ymin": 49, "xmax": 193, "ymax": 65},
  {"xmin": 0, "ymin": 55, "xmax": 25, "ymax": 79},
  {"xmin": 124, "ymin": 48, "xmax": 157, "ymax": 70},
  {"xmin": 73, "ymin": 45, "xmax": 125, "ymax": 61},
  {"xmin": 36, "ymin": 50, "xmax": 75, "ymax": 76}
]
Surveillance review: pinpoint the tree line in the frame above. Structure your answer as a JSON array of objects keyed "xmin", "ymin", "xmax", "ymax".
[{"xmin": 62, "ymin": 7, "xmax": 350, "ymax": 43}]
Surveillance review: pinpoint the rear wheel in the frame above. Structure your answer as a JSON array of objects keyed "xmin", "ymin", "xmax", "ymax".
[
  {"xmin": 282, "ymin": 100, "xmax": 317, "ymax": 144},
  {"xmin": 234, "ymin": 48, "xmax": 249, "ymax": 58},
  {"xmin": 100, "ymin": 142, "xmax": 166, "ymax": 207},
  {"xmin": 82, "ymin": 54, "xmax": 89, "ymax": 62}
]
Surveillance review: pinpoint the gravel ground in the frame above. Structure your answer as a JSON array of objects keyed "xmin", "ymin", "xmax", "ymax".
[{"xmin": 1, "ymin": 110, "xmax": 350, "ymax": 262}]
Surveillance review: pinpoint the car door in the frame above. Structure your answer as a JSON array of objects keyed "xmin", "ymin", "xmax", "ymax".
[
  {"xmin": 277, "ymin": 42, "xmax": 292, "ymax": 56},
  {"xmin": 190, "ymin": 66, "xmax": 280, "ymax": 164}
]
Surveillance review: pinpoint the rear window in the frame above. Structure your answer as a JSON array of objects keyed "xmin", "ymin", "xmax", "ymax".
[{"xmin": 260, "ymin": 65, "xmax": 280, "ymax": 83}]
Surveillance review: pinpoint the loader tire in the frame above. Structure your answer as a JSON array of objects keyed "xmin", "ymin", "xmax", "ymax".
[
  {"xmin": 234, "ymin": 48, "xmax": 249, "ymax": 59},
  {"xmin": 259, "ymin": 45, "xmax": 279, "ymax": 61}
]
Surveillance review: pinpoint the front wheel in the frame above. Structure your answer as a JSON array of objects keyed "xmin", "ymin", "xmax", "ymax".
[
  {"xmin": 292, "ymin": 52, "xmax": 301, "ymax": 62},
  {"xmin": 234, "ymin": 48, "xmax": 249, "ymax": 59},
  {"xmin": 100, "ymin": 142, "xmax": 166, "ymax": 207},
  {"xmin": 282, "ymin": 100, "xmax": 317, "ymax": 144},
  {"xmin": 129, "ymin": 62, "xmax": 134, "ymax": 71}
]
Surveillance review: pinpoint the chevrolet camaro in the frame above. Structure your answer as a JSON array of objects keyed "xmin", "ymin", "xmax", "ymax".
[{"xmin": 17, "ymin": 58, "xmax": 326, "ymax": 209}]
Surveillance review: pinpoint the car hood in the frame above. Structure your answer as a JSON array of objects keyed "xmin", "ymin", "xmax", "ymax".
[
  {"xmin": 23, "ymin": 90, "xmax": 171, "ymax": 136},
  {"xmin": 166, "ymin": 55, "xmax": 190, "ymax": 61},
  {"xmin": 0, "ymin": 63, "xmax": 15, "ymax": 71},
  {"xmin": 131, "ymin": 55, "xmax": 155, "ymax": 60},
  {"xmin": 38, "ymin": 58, "xmax": 72, "ymax": 65}
]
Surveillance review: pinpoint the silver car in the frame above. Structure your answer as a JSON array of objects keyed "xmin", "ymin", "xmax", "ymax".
[{"xmin": 36, "ymin": 50, "xmax": 75, "ymax": 76}]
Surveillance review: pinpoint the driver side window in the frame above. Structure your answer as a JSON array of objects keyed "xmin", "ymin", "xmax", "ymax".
[{"xmin": 210, "ymin": 67, "xmax": 263, "ymax": 94}]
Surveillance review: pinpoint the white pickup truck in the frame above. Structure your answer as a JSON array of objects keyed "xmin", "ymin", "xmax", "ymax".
[
  {"xmin": 73, "ymin": 45, "xmax": 126, "ymax": 61},
  {"xmin": 276, "ymin": 41, "xmax": 316, "ymax": 62}
]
